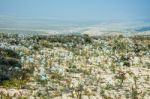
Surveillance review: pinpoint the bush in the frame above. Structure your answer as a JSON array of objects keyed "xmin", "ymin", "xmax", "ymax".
[
  {"xmin": 83, "ymin": 34, "xmax": 93, "ymax": 43},
  {"xmin": 0, "ymin": 48, "xmax": 22, "ymax": 82},
  {"xmin": 0, "ymin": 48, "xmax": 20, "ymax": 59}
]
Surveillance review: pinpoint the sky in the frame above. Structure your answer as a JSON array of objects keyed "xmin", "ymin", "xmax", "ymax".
[{"xmin": 0, "ymin": 0, "xmax": 150, "ymax": 21}]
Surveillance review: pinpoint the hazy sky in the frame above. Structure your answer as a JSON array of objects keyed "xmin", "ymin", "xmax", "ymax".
[{"xmin": 0, "ymin": 0, "xmax": 150, "ymax": 21}]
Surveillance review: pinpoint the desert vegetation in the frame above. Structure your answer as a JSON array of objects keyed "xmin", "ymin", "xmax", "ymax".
[{"xmin": 0, "ymin": 33, "xmax": 150, "ymax": 99}]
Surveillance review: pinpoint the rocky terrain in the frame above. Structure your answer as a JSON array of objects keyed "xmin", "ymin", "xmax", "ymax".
[{"xmin": 0, "ymin": 33, "xmax": 150, "ymax": 99}]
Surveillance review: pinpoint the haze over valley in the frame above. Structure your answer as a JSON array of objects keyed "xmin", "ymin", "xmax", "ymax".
[{"xmin": 0, "ymin": 16, "xmax": 150, "ymax": 36}]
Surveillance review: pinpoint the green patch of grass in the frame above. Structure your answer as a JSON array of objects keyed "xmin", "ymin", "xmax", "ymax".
[{"xmin": 0, "ymin": 79, "xmax": 27, "ymax": 88}]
